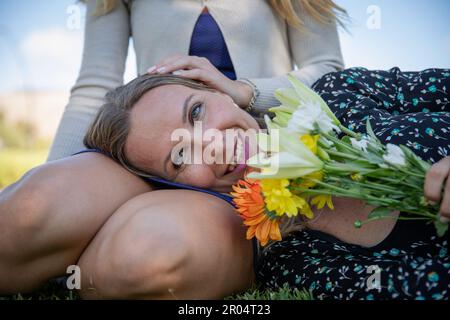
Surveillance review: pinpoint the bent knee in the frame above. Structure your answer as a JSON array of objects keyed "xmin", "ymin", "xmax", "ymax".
[
  {"xmin": 78, "ymin": 189, "xmax": 245, "ymax": 299},
  {"xmin": 78, "ymin": 200, "xmax": 189, "ymax": 299}
]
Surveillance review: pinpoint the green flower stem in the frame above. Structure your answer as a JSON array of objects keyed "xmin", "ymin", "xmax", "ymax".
[
  {"xmin": 323, "ymin": 164, "xmax": 372, "ymax": 174},
  {"xmin": 289, "ymin": 185, "xmax": 363, "ymax": 198},
  {"xmin": 396, "ymin": 166, "xmax": 425, "ymax": 179},
  {"xmin": 290, "ymin": 185, "xmax": 437, "ymax": 220},
  {"xmin": 338, "ymin": 124, "xmax": 360, "ymax": 138},
  {"xmin": 326, "ymin": 176, "xmax": 405, "ymax": 195},
  {"xmin": 376, "ymin": 176, "xmax": 423, "ymax": 191},
  {"xmin": 325, "ymin": 150, "xmax": 362, "ymax": 161},
  {"xmin": 291, "ymin": 186, "xmax": 396, "ymax": 207},
  {"xmin": 392, "ymin": 207, "xmax": 437, "ymax": 219},
  {"xmin": 357, "ymin": 215, "xmax": 430, "ymax": 227},
  {"xmin": 320, "ymin": 131, "xmax": 361, "ymax": 156},
  {"xmin": 308, "ymin": 179, "xmax": 399, "ymax": 206},
  {"xmin": 318, "ymin": 139, "xmax": 332, "ymax": 150}
]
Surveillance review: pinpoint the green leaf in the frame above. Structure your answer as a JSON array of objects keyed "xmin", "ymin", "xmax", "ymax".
[
  {"xmin": 399, "ymin": 144, "xmax": 431, "ymax": 173},
  {"xmin": 434, "ymin": 220, "xmax": 448, "ymax": 237},
  {"xmin": 434, "ymin": 219, "xmax": 448, "ymax": 237},
  {"xmin": 341, "ymin": 136, "xmax": 351, "ymax": 144},
  {"xmin": 368, "ymin": 207, "xmax": 393, "ymax": 220},
  {"xmin": 365, "ymin": 118, "xmax": 381, "ymax": 144},
  {"xmin": 274, "ymin": 88, "xmax": 300, "ymax": 109},
  {"xmin": 317, "ymin": 146, "xmax": 330, "ymax": 161},
  {"xmin": 268, "ymin": 105, "xmax": 296, "ymax": 114}
]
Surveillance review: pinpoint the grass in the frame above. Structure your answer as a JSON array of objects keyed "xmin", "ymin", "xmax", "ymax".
[
  {"xmin": 0, "ymin": 281, "xmax": 312, "ymax": 300},
  {"xmin": 0, "ymin": 147, "xmax": 48, "ymax": 189}
]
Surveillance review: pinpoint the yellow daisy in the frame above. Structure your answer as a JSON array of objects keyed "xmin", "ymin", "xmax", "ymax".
[
  {"xmin": 311, "ymin": 194, "xmax": 334, "ymax": 210},
  {"xmin": 261, "ymin": 179, "xmax": 306, "ymax": 217}
]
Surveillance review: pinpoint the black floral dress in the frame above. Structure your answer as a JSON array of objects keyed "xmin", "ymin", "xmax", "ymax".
[{"xmin": 255, "ymin": 68, "xmax": 450, "ymax": 300}]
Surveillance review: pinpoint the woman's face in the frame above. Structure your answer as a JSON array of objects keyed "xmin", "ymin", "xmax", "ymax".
[{"xmin": 124, "ymin": 84, "xmax": 260, "ymax": 192}]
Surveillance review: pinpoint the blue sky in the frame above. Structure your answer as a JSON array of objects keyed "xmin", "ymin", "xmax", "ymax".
[{"xmin": 0, "ymin": 0, "xmax": 449, "ymax": 93}]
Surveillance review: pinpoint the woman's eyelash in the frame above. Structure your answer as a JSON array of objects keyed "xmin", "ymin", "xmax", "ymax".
[{"xmin": 189, "ymin": 102, "xmax": 204, "ymax": 124}]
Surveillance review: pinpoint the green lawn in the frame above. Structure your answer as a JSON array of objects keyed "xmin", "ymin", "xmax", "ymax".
[
  {"xmin": 0, "ymin": 281, "xmax": 312, "ymax": 300},
  {"xmin": 0, "ymin": 148, "xmax": 49, "ymax": 189}
]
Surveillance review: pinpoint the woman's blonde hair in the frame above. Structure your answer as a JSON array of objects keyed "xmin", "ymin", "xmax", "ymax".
[{"xmin": 91, "ymin": 0, "xmax": 347, "ymax": 29}]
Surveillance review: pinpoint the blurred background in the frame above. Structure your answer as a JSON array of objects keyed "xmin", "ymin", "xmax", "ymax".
[{"xmin": 0, "ymin": 0, "xmax": 449, "ymax": 189}]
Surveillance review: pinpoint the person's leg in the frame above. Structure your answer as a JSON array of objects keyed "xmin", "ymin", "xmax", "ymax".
[
  {"xmin": 77, "ymin": 189, "xmax": 255, "ymax": 299},
  {"xmin": 0, "ymin": 152, "xmax": 152, "ymax": 293}
]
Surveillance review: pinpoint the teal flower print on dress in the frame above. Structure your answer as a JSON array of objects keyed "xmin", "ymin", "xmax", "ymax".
[
  {"xmin": 389, "ymin": 248, "xmax": 400, "ymax": 256},
  {"xmin": 391, "ymin": 128, "xmax": 400, "ymax": 135},
  {"xmin": 427, "ymin": 272, "xmax": 439, "ymax": 282},
  {"xmin": 346, "ymin": 77, "xmax": 355, "ymax": 84}
]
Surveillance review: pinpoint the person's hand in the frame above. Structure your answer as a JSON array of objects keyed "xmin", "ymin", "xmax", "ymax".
[
  {"xmin": 147, "ymin": 54, "xmax": 253, "ymax": 108},
  {"xmin": 424, "ymin": 156, "xmax": 450, "ymax": 223}
]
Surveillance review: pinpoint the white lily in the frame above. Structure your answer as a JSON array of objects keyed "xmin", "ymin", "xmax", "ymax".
[
  {"xmin": 350, "ymin": 137, "xmax": 369, "ymax": 152},
  {"xmin": 287, "ymin": 99, "xmax": 339, "ymax": 135},
  {"xmin": 383, "ymin": 144, "xmax": 406, "ymax": 166},
  {"xmin": 287, "ymin": 74, "xmax": 341, "ymax": 126},
  {"xmin": 247, "ymin": 118, "xmax": 323, "ymax": 179}
]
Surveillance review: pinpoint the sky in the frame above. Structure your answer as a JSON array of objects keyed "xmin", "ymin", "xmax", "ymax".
[{"xmin": 0, "ymin": 0, "xmax": 449, "ymax": 93}]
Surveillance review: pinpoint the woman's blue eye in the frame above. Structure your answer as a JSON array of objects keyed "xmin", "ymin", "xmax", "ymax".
[{"xmin": 190, "ymin": 103, "xmax": 202, "ymax": 122}]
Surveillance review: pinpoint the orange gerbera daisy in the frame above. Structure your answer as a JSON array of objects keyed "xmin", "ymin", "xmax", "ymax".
[{"xmin": 231, "ymin": 179, "xmax": 282, "ymax": 246}]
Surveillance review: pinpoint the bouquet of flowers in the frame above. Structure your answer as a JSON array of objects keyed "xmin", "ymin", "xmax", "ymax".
[{"xmin": 231, "ymin": 74, "xmax": 447, "ymax": 246}]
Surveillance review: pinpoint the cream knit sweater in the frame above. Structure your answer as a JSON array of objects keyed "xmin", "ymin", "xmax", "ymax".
[{"xmin": 47, "ymin": 0, "xmax": 344, "ymax": 161}]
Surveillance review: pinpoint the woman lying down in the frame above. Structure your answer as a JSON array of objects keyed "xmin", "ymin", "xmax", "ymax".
[{"xmin": 1, "ymin": 67, "xmax": 449, "ymax": 299}]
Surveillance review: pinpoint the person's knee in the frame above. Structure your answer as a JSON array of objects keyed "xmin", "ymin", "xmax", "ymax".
[
  {"xmin": 0, "ymin": 163, "xmax": 62, "ymax": 258},
  {"xmin": 0, "ymin": 163, "xmax": 70, "ymax": 292},
  {"xmin": 78, "ymin": 202, "xmax": 188, "ymax": 299},
  {"xmin": 78, "ymin": 190, "xmax": 253, "ymax": 299}
]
